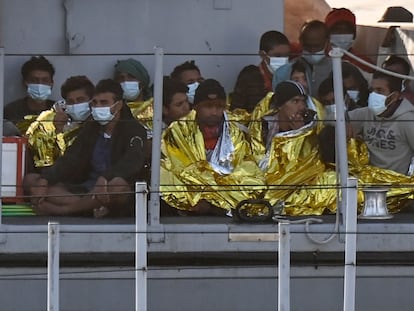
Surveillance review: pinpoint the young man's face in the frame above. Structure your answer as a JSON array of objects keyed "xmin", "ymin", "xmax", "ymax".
[
  {"xmin": 25, "ymin": 70, "xmax": 53, "ymax": 86},
  {"xmin": 163, "ymin": 92, "xmax": 190, "ymax": 122},
  {"xmin": 91, "ymin": 92, "xmax": 121, "ymax": 114},
  {"xmin": 302, "ymin": 29, "xmax": 327, "ymax": 53},
  {"xmin": 371, "ymin": 78, "xmax": 391, "ymax": 96},
  {"xmin": 260, "ymin": 44, "xmax": 290, "ymax": 64},
  {"xmin": 319, "ymin": 91, "xmax": 335, "ymax": 106},
  {"xmin": 115, "ymin": 72, "xmax": 139, "ymax": 83},
  {"xmin": 330, "ymin": 22, "xmax": 355, "ymax": 36},
  {"xmin": 179, "ymin": 70, "xmax": 203, "ymax": 85},
  {"xmin": 65, "ymin": 89, "xmax": 91, "ymax": 105},
  {"xmin": 343, "ymin": 76, "xmax": 359, "ymax": 91},
  {"xmin": 291, "ymin": 71, "xmax": 308, "ymax": 92},
  {"xmin": 195, "ymin": 99, "xmax": 225, "ymax": 126}
]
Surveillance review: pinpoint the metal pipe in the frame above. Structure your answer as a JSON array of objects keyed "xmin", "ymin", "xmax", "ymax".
[
  {"xmin": 0, "ymin": 47, "xmax": 4, "ymax": 225},
  {"xmin": 135, "ymin": 182, "xmax": 148, "ymax": 311},
  {"xmin": 329, "ymin": 48, "xmax": 348, "ymax": 220},
  {"xmin": 47, "ymin": 222, "xmax": 60, "ymax": 311},
  {"xmin": 278, "ymin": 222, "xmax": 290, "ymax": 311},
  {"xmin": 149, "ymin": 47, "xmax": 163, "ymax": 226},
  {"xmin": 343, "ymin": 177, "xmax": 358, "ymax": 311}
]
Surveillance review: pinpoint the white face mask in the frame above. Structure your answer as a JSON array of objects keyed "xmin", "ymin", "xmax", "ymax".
[
  {"xmin": 330, "ymin": 34, "xmax": 354, "ymax": 51},
  {"xmin": 368, "ymin": 92, "xmax": 387, "ymax": 115},
  {"xmin": 27, "ymin": 84, "xmax": 52, "ymax": 101},
  {"xmin": 65, "ymin": 102, "xmax": 91, "ymax": 121},
  {"xmin": 266, "ymin": 57, "xmax": 289, "ymax": 73},
  {"xmin": 91, "ymin": 103, "xmax": 117, "ymax": 125},
  {"xmin": 303, "ymin": 50, "xmax": 326, "ymax": 65},
  {"xmin": 186, "ymin": 82, "xmax": 200, "ymax": 104},
  {"xmin": 347, "ymin": 90, "xmax": 360, "ymax": 102},
  {"xmin": 120, "ymin": 81, "xmax": 140, "ymax": 101}
]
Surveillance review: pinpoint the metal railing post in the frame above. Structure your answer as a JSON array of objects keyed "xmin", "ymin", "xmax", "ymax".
[
  {"xmin": 149, "ymin": 47, "xmax": 163, "ymax": 226},
  {"xmin": 47, "ymin": 222, "xmax": 60, "ymax": 311},
  {"xmin": 343, "ymin": 177, "xmax": 358, "ymax": 311},
  {"xmin": 0, "ymin": 47, "xmax": 4, "ymax": 225},
  {"xmin": 278, "ymin": 222, "xmax": 290, "ymax": 311},
  {"xmin": 135, "ymin": 182, "xmax": 148, "ymax": 311}
]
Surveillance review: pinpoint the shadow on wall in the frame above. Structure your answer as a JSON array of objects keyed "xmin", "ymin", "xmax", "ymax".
[{"xmin": 284, "ymin": 0, "xmax": 331, "ymax": 42}]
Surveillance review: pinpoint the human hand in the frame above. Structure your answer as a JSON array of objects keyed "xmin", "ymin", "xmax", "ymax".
[
  {"xmin": 91, "ymin": 176, "xmax": 109, "ymax": 206},
  {"xmin": 53, "ymin": 103, "xmax": 69, "ymax": 133}
]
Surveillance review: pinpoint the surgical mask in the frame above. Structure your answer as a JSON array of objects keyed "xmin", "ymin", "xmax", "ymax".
[
  {"xmin": 368, "ymin": 92, "xmax": 387, "ymax": 115},
  {"xmin": 347, "ymin": 90, "xmax": 360, "ymax": 102},
  {"xmin": 186, "ymin": 82, "xmax": 200, "ymax": 104},
  {"xmin": 91, "ymin": 103, "xmax": 117, "ymax": 125},
  {"xmin": 266, "ymin": 57, "xmax": 289, "ymax": 73},
  {"xmin": 65, "ymin": 102, "xmax": 91, "ymax": 121},
  {"xmin": 330, "ymin": 34, "xmax": 354, "ymax": 51},
  {"xmin": 303, "ymin": 50, "xmax": 326, "ymax": 65},
  {"xmin": 27, "ymin": 84, "xmax": 52, "ymax": 101},
  {"xmin": 120, "ymin": 81, "xmax": 140, "ymax": 101}
]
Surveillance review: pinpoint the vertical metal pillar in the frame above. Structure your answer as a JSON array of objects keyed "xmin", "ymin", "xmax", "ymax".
[
  {"xmin": 0, "ymin": 47, "xmax": 4, "ymax": 225},
  {"xmin": 278, "ymin": 222, "xmax": 290, "ymax": 311},
  {"xmin": 343, "ymin": 177, "xmax": 358, "ymax": 311},
  {"xmin": 135, "ymin": 182, "xmax": 148, "ymax": 311},
  {"xmin": 47, "ymin": 222, "xmax": 60, "ymax": 311},
  {"xmin": 329, "ymin": 47, "xmax": 348, "ymax": 222},
  {"xmin": 149, "ymin": 47, "xmax": 163, "ymax": 226}
]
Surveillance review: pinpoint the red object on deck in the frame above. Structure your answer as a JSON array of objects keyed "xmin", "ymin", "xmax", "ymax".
[{"xmin": 2, "ymin": 136, "xmax": 28, "ymax": 203}]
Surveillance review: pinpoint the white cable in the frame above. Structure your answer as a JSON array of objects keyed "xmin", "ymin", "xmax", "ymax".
[{"xmin": 341, "ymin": 48, "xmax": 414, "ymax": 80}]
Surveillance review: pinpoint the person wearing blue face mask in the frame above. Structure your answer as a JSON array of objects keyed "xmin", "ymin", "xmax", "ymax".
[
  {"xmin": 114, "ymin": 58, "xmax": 153, "ymax": 137},
  {"xmin": 272, "ymin": 21, "xmax": 332, "ymax": 98},
  {"xmin": 4, "ymin": 56, "xmax": 56, "ymax": 132},
  {"xmin": 25, "ymin": 76, "xmax": 95, "ymax": 170},
  {"xmin": 25, "ymin": 79, "xmax": 147, "ymax": 217},
  {"xmin": 347, "ymin": 71, "xmax": 414, "ymax": 175},
  {"xmin": 325, "ymin": 8, "xmax": 375, "ymax": 74}
]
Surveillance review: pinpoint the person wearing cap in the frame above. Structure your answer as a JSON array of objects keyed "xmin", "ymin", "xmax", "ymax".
[
  {"xmin": 25, "ymin": 79, "xmax": 147, "ymax": 217},
  {"xmin": 325, "ymin": 8, "xmax": 374, "ymax": 73},
  {"xmin": 160, "ymin": 79, "xmax": 265, "ymax": 215},
  {"xmin": 114, "ymin": 58, "xmax": 154, "ymax": 136},
  {"xmin": 248, "ymin": 80, "xmax": 331, "ymax": 215}
]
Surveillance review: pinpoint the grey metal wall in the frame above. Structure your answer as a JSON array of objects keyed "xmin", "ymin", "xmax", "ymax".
[
  {"xmin": 1, "ymin": 266, "xmax": 414, "ymax": 311},
  {"xmin": 1, "ymin": 0, "xmax": 284, "ymax": 105}
]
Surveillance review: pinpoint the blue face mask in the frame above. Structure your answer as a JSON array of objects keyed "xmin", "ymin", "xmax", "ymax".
[
  {"xmin": 65, "ymin": 102, "xmax": 91, "ymax": 121},
  {"xmin": 27, "ymin": 84, "xmax": 52, "ymax": 101},
  {"xmin": 368, "ymin": 92, "xmax": 387, "ymax": 115},
  {"xmin": 120, "ymin": 81, "xmax": 140, "ymax": 101},
  {"xmin": 302, "ymin": 50, "xmax": 326, "ymax": 65},
  {"xmin": 91, "ymin": 102, "xmax": 118, "ymax": 125}
]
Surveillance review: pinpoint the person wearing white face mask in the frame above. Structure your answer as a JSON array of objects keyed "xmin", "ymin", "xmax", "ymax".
[
  {"xmin": 25, "ymin": 76, "xmax": 95, "ymax": 170},
  {"xmin": 4, "ymin": 56, "xmax": 56, "ymax": 133},
  {"xmin": 114, "ymin": 58, "xmax": 153, "ymax": 138},
  {"xmin": 25, "ymin": 79, "xmax": 147, "ymax": 217},
  {"xmin": 170, "ymin": 60, "xmax": 204, "ymax": 104},
  {"xmin": 347, "ymin": 71, "xmax": 414, "ymax": 175},
  {"xmin": 272, "ymin": 21, "xmax": 332, "ymax": 98},
  {"xmin": 256, "ymin": 31, "xmax": 290, "ymax": 93},
  {"xmin": 325, "ymin": 8, "xmax": 375, "ymax": 74}
]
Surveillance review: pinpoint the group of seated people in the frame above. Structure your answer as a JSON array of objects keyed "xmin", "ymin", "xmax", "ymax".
[{"xmin": 3, "ymin": 7, "xmax": 414, "ymax": 218}]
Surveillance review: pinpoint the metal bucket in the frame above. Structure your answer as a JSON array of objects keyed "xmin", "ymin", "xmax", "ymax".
[{"xmin": 359, "ymin": 187, "xmax": 393, "ymax": 220}]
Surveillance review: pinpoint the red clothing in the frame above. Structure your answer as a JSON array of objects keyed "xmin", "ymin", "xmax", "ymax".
[
  {"xmin": 201, "ymin": 125, "xmax": 220, "ymax": 150},
  {"xmin": 258, "ymin": 62, "xmax": 273, "ymax": 93}
]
